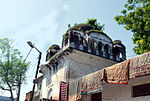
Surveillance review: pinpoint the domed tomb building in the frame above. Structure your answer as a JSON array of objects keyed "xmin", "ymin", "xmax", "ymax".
[{"xmin": 34, "ymin": 23, "xmax": 127, "ymax": 100}]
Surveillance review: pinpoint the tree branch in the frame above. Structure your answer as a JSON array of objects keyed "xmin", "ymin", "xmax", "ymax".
[
  {"xmin": 0, "ymin": 86, "xmax": 10, "ymax": 91},
  {"xmin": 12, "ymin": 84, "xmax": 18, "ymax": 86}
]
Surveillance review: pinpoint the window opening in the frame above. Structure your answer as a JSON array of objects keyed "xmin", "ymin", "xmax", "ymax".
[
  {"xmin": 91, "ymin": 92, "xmax": 102, "ymax": 101},
  {"xmin": 132, "ymin": 83, "xmax": 150, "ymax": 97}
]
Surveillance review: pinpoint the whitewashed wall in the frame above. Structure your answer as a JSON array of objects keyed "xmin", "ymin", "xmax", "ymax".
[
  {"xmin": 102, "ymin": 75, "xmax": 150, "ymax": 101},
  {"xmin": 40, "ymin": 49, "xmax": 117, "ymax": 100},
  {"xmin": 40, "ymin": 67, "xmax": 49, "ymax": 99},
  {"xmin": 67, "ymin": 50, "xmax": 117, "ymax": 80}
]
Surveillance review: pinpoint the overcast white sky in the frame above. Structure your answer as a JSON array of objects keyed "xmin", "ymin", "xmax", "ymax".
[{"xmin": 0, "ymin": 0, "xmax": 136, "ymax": 100}]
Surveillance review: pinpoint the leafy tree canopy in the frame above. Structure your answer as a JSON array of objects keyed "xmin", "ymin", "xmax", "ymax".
[
  {"xmin": 114, "ymin": 0, "xmax": 150, "ymax": 54},
  {"xmin": 0, "ymin": 38, "xmax": 30, "ymax": 101}
]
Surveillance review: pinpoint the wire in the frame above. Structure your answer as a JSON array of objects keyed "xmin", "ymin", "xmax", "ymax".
[
  {"xmin": 23, "ymin": 48, "xmax": 33, "ymax": 63},
  {"xmin": 27, "ymin": 62, "xmax": 38, "ymax": 78},
  {"xmin": 0, "ymin": 90, "xmax": 5, "ymax": 96}
]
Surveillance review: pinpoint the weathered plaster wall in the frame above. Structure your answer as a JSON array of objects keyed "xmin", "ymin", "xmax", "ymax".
[
  {"xmin": 51, "ymin": 67, "xmax": 67, "ymax": 100},
  {"xmin": 67, "ymin": 50, "xmax": 117, "ymax": 80},
  {"xmin": 102, "ymin": 75, "xmax": 150, "ymax": 101},
  {"xmin": 40, "ymin": 57, "xmax": 68, "ymax": 100},
  {"xmin": 50, "ymin": 50, "xmax": 117, "ymax": 100},
  {"xmin": 40, "ymin": 49, "xmax": 117, "ymax": 100},
  {"xmin": 41, "ymin": 67, "xmax": 50, "ymax": 99}
]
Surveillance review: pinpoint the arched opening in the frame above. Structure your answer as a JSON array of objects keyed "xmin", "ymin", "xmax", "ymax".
[
  {"xmin": 69, "ymin": 30, "xmax": 74, "ymax": 43},
  {"xmin": 112, "ymin": 46, "xmax": 120, "ymax": 60},
  {"xmin": 104, "ymin": 44, "xmax": 109, "ymax": 58},
  {"xmin": 83, "ymin": 39, "xmax": 88, "ymax": 52},
  {"xmin": 98, "ymin": 42, "xmax": 103, "ymax": 56},
  {"xmin": 121, "ymin": 48, "xmax": 126, "ymax": 60},
  {"xmin": 46, "ymin": 52, "xmax": 50, "ymax": 61},
  {"xmin": 80, "ymin": 36, "xmax": 83, "ymax": 45},
  {"xmin": 90, "ymin": 39, "xmax": 97, "ymax": 54},
  {"xmin": 64, "ymin": 34, "xmax": 68, "ymax": 45},
  {"xmin": 119, "ymin": 48, "xmax": 126, "ymax": 61},
  {"xmin": 47, "ymin": 88, "xmax": 52, "ymax": 99},
  {"xmin": 73, "ymin": 33, "xmax": 79, "ymax": 49}
]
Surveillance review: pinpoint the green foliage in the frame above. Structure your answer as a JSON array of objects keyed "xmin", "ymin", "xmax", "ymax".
[
  {"xmin": 0, "ymin": 38, "xmax": 30, "ymax": 100},
  {"xmin": 64, "ymin": 18, "xmax": 105, "ymax": 36},
  {"xmin": 67, "ymin": 24, "xmax": 71, "ymax": 28},
  {"xmin": 114, "ymin": 0, "xmax": 150, "ymax": 54},
  {"xmin": 121, "ymin": 9, "xmax": 127, "ymax": 14},
  {"xmin": 63, "ymin": 18, "xmax": 105, "ymax": 44},
  {"xmin": 85, "ymin": 18, "xmax": 105, "ymax": 31}
]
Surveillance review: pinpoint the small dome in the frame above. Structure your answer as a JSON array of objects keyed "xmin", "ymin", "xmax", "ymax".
[
  {"xmin": 46, "ymin": 44, "xmax": 60, "ymax": 62},
  {"xmin": 113, "ymin": 40, "xmax": 122, "ymax": 44},
  {"xmin": 46, "ymin": 44, "xmax": 60, "ymax": 53},
  {"xmin": 113, "ymin": 40, "xmax": 125, "ymax": 47},
  {"xmin": 51, "ymin": 44, "xmax": 60, "ymax": 50}
]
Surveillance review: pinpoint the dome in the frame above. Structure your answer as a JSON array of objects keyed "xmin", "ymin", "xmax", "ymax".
[
  {"xmin": 113, "ymin": 40, "xmax": 125, "ymax": 48},
  {"xmin": 67, "ymin": 24, "xmax": 93, "ymax": 32}
]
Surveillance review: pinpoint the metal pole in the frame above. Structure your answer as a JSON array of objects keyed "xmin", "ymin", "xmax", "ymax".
[
  {"xmin": 27, "ymin": 41, "xmax": 42, "ymax": 101},
  {"xmin": 30, "ymin": 52, "xmax": 42, "ymax": 101}
]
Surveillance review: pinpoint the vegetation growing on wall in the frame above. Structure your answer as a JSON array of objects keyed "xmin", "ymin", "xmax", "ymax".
[
  {"xmin": 63, "ymin": 18, "xmax": 105, "ymax": 40},
  {"xmin": 69, "ymin": 18, "xmax": 104, "ymax": 32},
  {"xmin": 85, "ymin": 18, "xmax": 105, "ymax": 31}
]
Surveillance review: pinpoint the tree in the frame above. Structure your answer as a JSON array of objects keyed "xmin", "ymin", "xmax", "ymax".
[
  {"xmin": 0, "ymin": 38, "xmax": 30, "ymax": 101},
  {"xmin": 114, "ymin": 0, "xmax": 150, "ymax": 54}
]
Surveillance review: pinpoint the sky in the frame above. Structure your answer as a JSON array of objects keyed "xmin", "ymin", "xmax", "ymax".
[{"xmin": 0, "ymin": 0, "xmax": 136, "ymax": 100}]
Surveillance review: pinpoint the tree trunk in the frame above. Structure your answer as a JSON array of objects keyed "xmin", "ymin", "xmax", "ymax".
[
  {"xmin": 10, "ymin": 87, "xmax": 14, "ymax": 101},
  {"xmin": 7, "ymin": 44, "xmax": 14, "ymax": 101},
  {"xmin": 16, "ymin": 76, "xmax": 21, "ymax": 101},
  {"xmin": 7, "ymin": 80, "xmax": 14, "ymax": 101}
]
